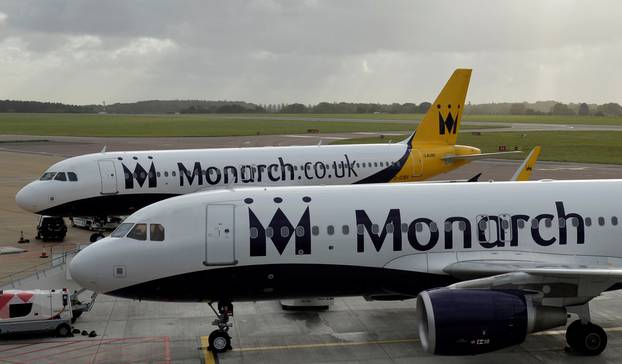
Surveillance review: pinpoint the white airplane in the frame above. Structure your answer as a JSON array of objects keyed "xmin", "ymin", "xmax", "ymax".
[
  {"xmin": 71, "ymin": 178, "xmax": 620, "ymax": 355},
  {"xmin": 15, "ymin": 69, "xmax": 518, "ymax": 239}
]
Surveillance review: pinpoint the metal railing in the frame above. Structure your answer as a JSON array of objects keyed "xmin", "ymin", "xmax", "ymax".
[{"xmin": 0, "ymin": 246, "xmax": 82, "ymax": 289}]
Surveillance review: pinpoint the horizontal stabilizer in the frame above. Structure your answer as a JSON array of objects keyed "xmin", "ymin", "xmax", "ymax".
[{"xmin": 442, "ymin": 151, "xmax": 522, "ymax": 162}]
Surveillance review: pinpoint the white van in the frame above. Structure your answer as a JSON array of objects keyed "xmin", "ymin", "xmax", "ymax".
[{"xmin": 0, "ymin": 288, "xmax": 73, "ymax": 337}]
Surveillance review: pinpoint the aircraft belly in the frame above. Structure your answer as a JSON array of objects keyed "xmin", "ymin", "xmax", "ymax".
[{"xmin": 105, "ymin": 264, "xmax": 457, "ymax": 302}]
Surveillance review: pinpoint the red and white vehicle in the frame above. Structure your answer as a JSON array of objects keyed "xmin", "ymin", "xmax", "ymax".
[{"xmin": 0, "ymin": 289, "xmax": 74, "ymax": 337}]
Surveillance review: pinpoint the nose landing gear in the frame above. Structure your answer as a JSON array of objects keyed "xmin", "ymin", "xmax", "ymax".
[{"xmin": 207, "ymin": 301, "xmax": 233, "ymax": 353}]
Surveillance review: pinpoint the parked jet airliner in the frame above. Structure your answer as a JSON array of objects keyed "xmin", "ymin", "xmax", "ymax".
[
  {"xmin": 71, "ymin": 179, "xmax": 620, "ymax": 355},
  {"xmin": 16, "ymin": 69, "xmax": 516, "ymax": 225}
]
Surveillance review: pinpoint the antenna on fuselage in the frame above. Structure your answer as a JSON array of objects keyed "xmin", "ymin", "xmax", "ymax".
[{"xmin": 100, "ymin": 145, "xmax": 107, "ymax": 153}]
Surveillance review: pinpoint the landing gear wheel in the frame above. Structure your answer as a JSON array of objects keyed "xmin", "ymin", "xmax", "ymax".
[
  {"xmin": 55, "ymin": 323, "xmax": 72, "ymax": 337},
  {"xmin": 208, "ymin": 330, "xmax": 232, "ymax": 353},
  {"xmin": 90, "ymin": 233, "xmax": 104, "ymax": 242},
  {"xmin": 566, "ymin": 321, "xmax": 607, "ymax": 355},
  {"xmin": 207, "ymin": 300, "xmax": 234, "ymax": 352}
]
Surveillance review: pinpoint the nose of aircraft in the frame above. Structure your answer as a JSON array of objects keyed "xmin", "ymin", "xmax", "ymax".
[
  {"xmin": 70, "ymin": 247, "xmax": 101, "ymax": 292},
  {"xmin": 15, "ymin": 183, "xmax": 40, "ymax": 213}
]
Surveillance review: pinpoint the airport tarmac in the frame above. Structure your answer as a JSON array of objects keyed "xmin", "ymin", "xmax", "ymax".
[{"xmin": 2, "ymin": 133, "xmax": 622, "ymax": 363}]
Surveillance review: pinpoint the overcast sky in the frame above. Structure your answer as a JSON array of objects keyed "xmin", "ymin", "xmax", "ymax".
[{"xmin": 1, "ymin": 0, "xmax": 621, "ymax": 105}]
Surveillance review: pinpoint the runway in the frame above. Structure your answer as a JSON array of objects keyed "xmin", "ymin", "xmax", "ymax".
[{"xmin": 1, "ymin": 132, "xmax": 622, "ymax": 363}]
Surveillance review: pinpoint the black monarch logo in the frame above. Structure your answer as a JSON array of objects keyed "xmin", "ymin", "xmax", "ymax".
[
  {"xmin": 438, "ymin": 111, "xmax": 459, "ymax": 135},
  {"xmin": 122, "ymin": 162, "xmax": 157, "ymax": 189},
  {"xmin": 249, "ymin": 207, "xmax": 311, "ymax": 256}
]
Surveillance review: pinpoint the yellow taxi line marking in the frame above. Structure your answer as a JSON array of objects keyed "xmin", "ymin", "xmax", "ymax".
[
  {"xmin": 231, "ymin": 338, "xmax": 420, "ymax": 352},
  {"xmin": 200, "ymin": 336, "xmax": 216, "ymax": 364},
  {"xmin": 201, "ymin": 326, "xmax": 622, "ymax": 356}
]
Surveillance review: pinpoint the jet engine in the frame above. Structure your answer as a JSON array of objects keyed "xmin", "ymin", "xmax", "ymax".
[{"xmin": 415, "ymin": 288, "xmax": 567, "ymax": 355}]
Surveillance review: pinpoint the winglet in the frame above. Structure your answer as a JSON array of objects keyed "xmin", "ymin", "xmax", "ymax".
[
  {"xmin": 510, "ymin": 146, "xmax": 541, "ymax": 182},
  {"xmin": 410, "ymin": 69, "xmax": 472, "ymax": 146}
]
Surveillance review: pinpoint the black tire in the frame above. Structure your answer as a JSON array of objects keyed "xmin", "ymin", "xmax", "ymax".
[
  {"xmin": 89, "ymin": 233, "xmax": 99, "ymax": 243},
  {"xmin": 208, "ymin": 330, "xmax": 231, "ymax": 353},
  {"xmin": 56, "ymin": 323, "xmax": 72, "ymax": 337},
  {"xmin": 581, "ymin": 323, "xmax": 607, "ymax": 356},
  {"xmin": 566, "ymin": 320, "xmax": 584, "ymax": 349}
]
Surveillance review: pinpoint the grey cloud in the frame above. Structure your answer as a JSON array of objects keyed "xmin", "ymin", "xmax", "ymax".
[{"xmin": 0, "ymin": 0, "xmax": 621, "ymax": 104}]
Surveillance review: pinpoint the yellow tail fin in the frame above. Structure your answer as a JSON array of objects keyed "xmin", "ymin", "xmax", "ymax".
[
  {"xmin": 511, "ymin": 146, "xmax": 541, "ymax": 181},
  {"xmin": 410, "ymin": 69, "xmax": 472, "ymax": 146}
]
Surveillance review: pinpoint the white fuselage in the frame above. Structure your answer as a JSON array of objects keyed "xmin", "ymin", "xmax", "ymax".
[
  {"xmin": 16, "ymin": 143, "xmax": 420, "ymax": 217},
  {"xmin": 70, "ymin": 179, "xmax": 622, "ymax": 302}
]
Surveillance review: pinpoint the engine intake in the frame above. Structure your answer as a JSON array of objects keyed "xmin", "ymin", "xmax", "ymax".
[{"xmin": 415, "ymin": 288, "xmax": 566, "ymax": 355}]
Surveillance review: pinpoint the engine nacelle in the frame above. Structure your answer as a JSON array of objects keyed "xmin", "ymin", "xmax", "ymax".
[{"xmin": 415, "ymin": 288, "xmax": 567, "ymax": 355}]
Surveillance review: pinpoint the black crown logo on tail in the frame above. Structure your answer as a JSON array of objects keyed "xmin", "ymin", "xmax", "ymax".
[{"xmin": 437, "ymin": 104, "xmax": 460, "ymax": 135}]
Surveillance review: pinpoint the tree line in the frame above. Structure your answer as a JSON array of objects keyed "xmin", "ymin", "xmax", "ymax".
[{"xmin": 1, "ymin": 99, "xmax": 622, "ymax": 116}]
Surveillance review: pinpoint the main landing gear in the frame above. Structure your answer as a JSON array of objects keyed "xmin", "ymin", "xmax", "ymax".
[
  {"xmin": 207, "ymin": 301, "xmax": 234, "ymax": 353},
  {"xmin": 565, "ymin": 304, "xmax": 607, "ymax": 356}
]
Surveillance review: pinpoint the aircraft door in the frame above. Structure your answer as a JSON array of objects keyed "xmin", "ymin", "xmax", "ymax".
[
  {"xmin": 97, "ymin": 160, "xmax": 118, "ymax": 194},
  {"xmin": 203, "ymin": 204, "xmax": 237, "ymax": 266}
]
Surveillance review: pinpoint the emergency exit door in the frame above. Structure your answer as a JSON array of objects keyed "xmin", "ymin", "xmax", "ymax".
[
  {"xmin": 204, "ymin": 204, "xmax": 237, "ymax": 266},
  {"xmin": 98, "ymin": 160, "xmax": 118, "ymax": 194}
]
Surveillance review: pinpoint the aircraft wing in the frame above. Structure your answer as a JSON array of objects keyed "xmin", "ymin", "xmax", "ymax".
[
  {"xmin": 442, "ymin": 259, "xmax": 622, "ymax": 307},
  {"xmin": 442, "ymin": 151, "xmax": 522, "ymax": 162},
  {"xmin": 444, "ymin": 260, "xmax": 622, "ymax": 279}
]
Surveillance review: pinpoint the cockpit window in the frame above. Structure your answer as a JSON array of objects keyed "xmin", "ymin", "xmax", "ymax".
[
  {"xmin": 150, "ymin": 224, "xmax": 165, "ymax": 241},
  {"xmin": 68, "ymin": 172, "xmax": 78, "ymax": 181},
  {"xmin": 111, "ymin": 223, "xmax": 134, "ymax": 238},
  {"xmin": 54, "ymin": 172, "xmax": 67, "ymax": 181},
  {"xmin": 127, "ymin": 224, "xmax": 147, "ymax": 241},
  {"xmin": 40, "ymin": 172, "xmax": 56, "ymax": 181}
]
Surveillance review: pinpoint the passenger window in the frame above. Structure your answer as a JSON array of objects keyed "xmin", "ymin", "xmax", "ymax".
[
  {"xmin": 371, "ymin": 224, "xmax": 379, "ymax": 234},
  {"xmin": 150, "ymin": 224, "xmax": 165, "ymax": 241},
  {"xmin": 327, "ymin": 225, "xmax": 334, "ymax": 235},
  {"xmin": 572, "ymin": 217, "xmax": 579, "ymax": 227},
  {"xmin": 266, "ymin": 227, "xmax": 274, "ymax": 238},
  {"xmin": 386, "ymin": 223, "xmax": 394, "ymax": 233},
  {"xmin": 280, "ymin": 226, "xmax": 289, "ymax": 238},
  {"xmin": 54, "ymin": 172, "xmax": 67, "ymax": 181},
  {"xmin": 127, "ymin": 223, "xmax": 147, "ymax": 241},
  {"xmin": 585, "ymin": 217, "xmax": 592, "ymax": 227},
  {"xmin": 459, "ymin": 221, "xmax": 466, "ymax": 231},
  {"xmin": 39, "ymin": 172, "xmax": 56, "ymax": 181},
  {"xmin": 172, "ymin": 171, "xmax": 176, "ymax": 177},
  {"xmin": 296, "ymin": 226, "xmax": 304, "ymax": 237},
  {"xmin": 374, "ymin": 162, "xmax": 378, "ymax": 167},
  {"xmin": 517, "ymin": 220, "xmax": 525, "ymax": 229},
  {"xmin": 9, "ymin": 303, "xmax": 33, "ymax": 318},
  {"xmin": 165, "ymin": 171, "xmax": 169, "ymax": 177},
  {"xmin": 612, "ymin": 217, "xmax": 618, "ymax": 226},
  {"xmin": 559, "ymin": 218, "xmax": 566, "ymax": 228},
  {"xmin": 312, "ymin": 226, "xmax": 320, "ymax": 236},
  {"xmin": 250, "ymin": 227, "xmax": 259, "ymax": 239},
  {"xmin": 342, "ymin": 225, "xmax": 349, "ymax": 235},
  {"xmin": 430, "ymin": 222, "xmax": 438, "ymax": 233},
  {"xmin": 544, "ymin": 218, "xmax": 552, "ymax": 228},
  {"xmin": 598, "ymin": 217, "xmax": 605, "ymax": 226},
  {"xmin": 444, "ymin": 221, "xmax": 452, "ymax": 232},
  {"xmin": 416, "ymin": 223, "xmax": 423, "ymax": 232},
  {"xmin": 357, "ymin": 224, "xmax": 364, "ymax": 235},
  {"xmin": 531, "ymin": 219, "xmax": 539, "ymax": 229},
  {"xmin": 111, "ymin": 223, "xmax": 134, "ymax": 238},
  {"xmin": 67, "ymin": 172, "xmax": 78, "ymax": 181},
  {"xmin": 401, "ymin": 223, "xmax": 408, "ymax": 233}
]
